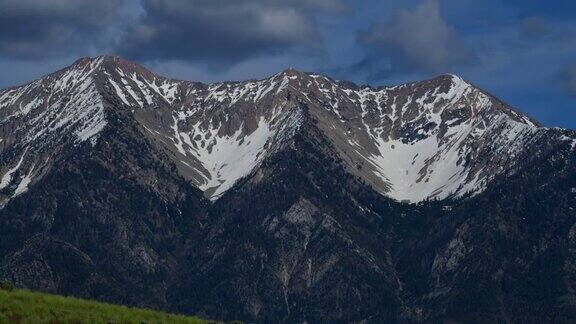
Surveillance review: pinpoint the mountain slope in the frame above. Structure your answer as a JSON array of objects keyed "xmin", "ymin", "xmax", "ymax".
[
  {"xmin": 0, "ymin": 99, "xmax": 208, "ymax": 308},
  {"xmin": 390, "ymin": 126, "xmax": 576, "ymax": 322},
  {"xmin": 175, "ymin": 113, "xmax": 407, "ymax": 322},
  {"xmin": 1, "ymin": 56, "xmax": 576, "ymax": 322}
]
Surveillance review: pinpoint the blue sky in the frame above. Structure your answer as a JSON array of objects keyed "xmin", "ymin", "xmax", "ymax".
[{"xmin": 0, "ymin": 0, "xmax": 575, "ymax": 128}]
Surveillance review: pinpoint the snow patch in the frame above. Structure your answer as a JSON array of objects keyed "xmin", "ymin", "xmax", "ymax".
[
  {"xmin": 0, "ymin": 149, "xmax": 27, "ymax": 190},
  {"xmin": 75, "ymin": 103, "xmax": 107, "ymax": 144},
  {"xmin": 560, "ymin": 135, "xmax": 576, "ymax": 151},
  {"xmin": 14, "ymin": 164, "xmax": 35, "ymax": 196},
  {"xmin": 189, "ymin": 116, "xmax": 273, "ymax": 199}
]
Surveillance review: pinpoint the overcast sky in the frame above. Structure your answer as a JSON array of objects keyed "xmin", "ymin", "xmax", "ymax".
[{"xmin": 1, "ymin": 0, "xmax": 575, "ymax": 128}]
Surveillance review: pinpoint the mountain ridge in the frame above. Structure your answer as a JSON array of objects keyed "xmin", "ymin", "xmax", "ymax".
[{"xmin": 1, "ymin": 55, "xmax": 568, "ymax": 206}]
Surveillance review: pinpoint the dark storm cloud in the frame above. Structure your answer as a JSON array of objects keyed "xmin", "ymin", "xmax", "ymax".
[
  {"xmin": 560, "ymin": 63, "xmax": 576, "ymax": 97},
  {"xmin": 356, "ymin": 0, "xmax": 476, "ymax": 78},
  {"xmin": 0, "ymin": 0, "xmax": 119, "ymax": 59},
  {"xmin": 119, "ymin": 0, "xmax": 345, "ymax": 65}
]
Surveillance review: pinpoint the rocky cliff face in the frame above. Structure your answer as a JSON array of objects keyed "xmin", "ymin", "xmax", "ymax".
[{"xmin": 1, "ymin": 56, "xmax": 575, "ymax": 322}]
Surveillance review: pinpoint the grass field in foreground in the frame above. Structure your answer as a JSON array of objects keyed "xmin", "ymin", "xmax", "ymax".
[{"xmin": 0, "ymin": 287, "xmax": 211, "ymax": 323}]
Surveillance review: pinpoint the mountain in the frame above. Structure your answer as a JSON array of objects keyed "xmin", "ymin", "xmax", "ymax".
[{"xmin": 0, "ymin": 55, "xmax": 575, "ymax": 322}]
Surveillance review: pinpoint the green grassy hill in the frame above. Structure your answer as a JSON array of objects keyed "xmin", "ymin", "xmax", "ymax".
[{"xmin": 0, "ymin": 286, "xmax": 211, "ymax": 323}]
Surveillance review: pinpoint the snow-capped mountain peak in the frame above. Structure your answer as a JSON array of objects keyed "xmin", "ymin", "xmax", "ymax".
[{"xmin": 0, "ymin": 56, "xmax": 572, "ymax": 205}]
